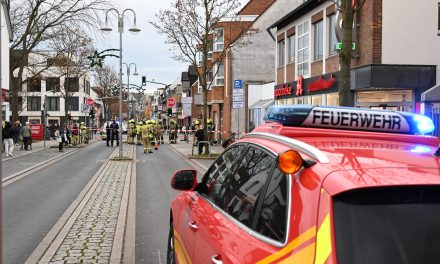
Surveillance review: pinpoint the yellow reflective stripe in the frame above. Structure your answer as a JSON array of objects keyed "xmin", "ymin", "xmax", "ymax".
[
  {"xmin": 315, "ymin": 214, "xmax": 332, "ymax": 264},
  {"xmin": 278, "ymin": 243, "xmax": 316, "ymax": 264},
  {"xmin": 257, "ymin": 226, "xmax": 316, "ymax": 264},
  {"xmin": 174, "ymin": 230, "xmax": 192, "ymax": 264}
]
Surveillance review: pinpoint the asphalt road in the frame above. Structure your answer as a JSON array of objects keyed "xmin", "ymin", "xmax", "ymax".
[
  {"xmin": 2, "ymin": 147, "xmax": 76, "ymax": 178},
  {"xmin": 2, "ymin": 141, "xmax": 115, "ymax": 264},
  {"xmin": 135, "ymin": 143, "xmax": 206, "ymax": 264}
]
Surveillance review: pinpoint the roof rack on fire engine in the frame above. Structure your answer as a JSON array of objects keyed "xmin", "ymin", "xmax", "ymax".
[{"xmin": 264, "ymin": 105, "xmax": 435, "ymax": 135}]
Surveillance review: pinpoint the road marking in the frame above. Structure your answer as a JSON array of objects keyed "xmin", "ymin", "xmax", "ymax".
[
  {"xmin": 158, "ymin": 249, "xmax": 162, "ymax": 264},
  {"xmin": 25, "ymin": 148, "xmax": 118, "ymax": 264},
  {"xmin": 2, "ymin": 149, "xmax": 79, "ymax": 187}
]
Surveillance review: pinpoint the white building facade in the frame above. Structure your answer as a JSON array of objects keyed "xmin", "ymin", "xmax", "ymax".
[
  {"xmin": 1, "ymin": 0, "xmax": 13, "ymax": 122},
  {"xmin": 15, "ymin": 52, "xmax": 92, "ymax": 126}
]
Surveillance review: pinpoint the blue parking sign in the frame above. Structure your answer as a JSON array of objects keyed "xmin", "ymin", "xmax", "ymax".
[{"xmin": 234, "ymin": 80, "xmax": 242, "ymax": 89}]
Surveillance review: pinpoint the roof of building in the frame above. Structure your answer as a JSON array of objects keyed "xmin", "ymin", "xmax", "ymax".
[{"xmin": 267, "ymin": 0, "xmax": 325, "ymax": 31}]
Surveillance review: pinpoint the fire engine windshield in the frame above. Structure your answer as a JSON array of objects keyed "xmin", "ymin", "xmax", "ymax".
[{"xmin": 333, "ymin": 187, "xmax": 440, "ymax": 264}]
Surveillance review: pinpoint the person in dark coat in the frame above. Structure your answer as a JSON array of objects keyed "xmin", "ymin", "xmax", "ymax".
[
  {"xmin": 3, "ymin": 121, "xmax": 14, "ymax": 157},
  {"xmin": 110, "ymin": 120, "xmax": 119, "ymax": 147},
  {"xmin": 195, "ymin": 125, "xmax": 205, "ymax": 155},
  {"xmin": 105, "ymin": 122, "xmax": 111, "ymax": 147},
  {"xmin": 12, "ymin": 121, "xmax": 22, "ymax": 146}
]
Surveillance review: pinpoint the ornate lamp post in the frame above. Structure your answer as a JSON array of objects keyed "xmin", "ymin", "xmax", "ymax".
[
  {"xmin": 100, "ymin": 8, "xmax": 140, "ymax": 158},
  {"xmin": 122, "ymin": 63, "xmax": 138, "ymax": 118}
]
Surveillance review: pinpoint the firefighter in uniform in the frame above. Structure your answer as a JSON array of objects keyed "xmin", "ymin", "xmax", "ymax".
[
  {"xmin": 80, "ymin": 122, "xmax": 88, "ymax": 144},
  {"xmin": 150, "ymin": 120, "xmax": 158, "ymax": 149},
  {"xmin": 157, "ymin": 120, "xmax": 164, "ymax": 144},
  {"xmin": 193, "ymin": 120, "xmax": 200, "ymax": 146},
  {"xmin": 128, "ymin": 119, "xmax": 135, "ymax": 144},
  {"xmin": 207, "ymin": 119, "xmax": 214, "ymax": 145},
  {"xmin": 137, "ymin": 121, "xmax": 143, "ymax": 145},
  {"xmin": 169, "ymin": 119, "xmax": 177, "ymax": 143},
  {"xmin": 141, "ymin": 120, "xmax": 152, "ymax": 153}
]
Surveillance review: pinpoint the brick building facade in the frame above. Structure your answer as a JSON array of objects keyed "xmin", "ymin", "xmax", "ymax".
[{"xmin": 270, "ymin": 0, "xmax": 438, "ymax": 118}]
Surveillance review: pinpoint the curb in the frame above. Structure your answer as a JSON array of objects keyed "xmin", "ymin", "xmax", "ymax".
[{"xmin": 165, "ymin": 143, "xmax": 209, "ymax": 172}]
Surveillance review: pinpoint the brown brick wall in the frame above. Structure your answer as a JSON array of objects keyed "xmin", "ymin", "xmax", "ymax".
[
  {"xmin": 209, "ymin": 86, "xmax": 224, "ymax": 102},
  {"xmin": 311, "ymin": 60, "xmax": 323, "ymax": 76},
  {"xmin": 372, "ymin": 0, "xmax": 382, "ymax": 63},
  {"xmin": 326, "ymin": 55, "xmax": 339, "ymax": 73},
  {"xmin": 286, "ymin": 63, "xmax": 296, "ymax": 82},
  {"xmin": 277, "ymin": 67, "xmax": 284, "ymax": 84},
  {"xmin": 357, "ymin": 0, "xmax": 382, "ymax": 66},
  {"xmin": 239, "ymin": 0, "xmax": 276, "ymax": 16}
]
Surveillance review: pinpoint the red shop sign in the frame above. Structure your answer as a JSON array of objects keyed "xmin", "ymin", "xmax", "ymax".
[
  {"xmin": 274, "ymin": 84, "xmax": 293, "ymax": 98},
  {"xmin": 308, "ymin": 74, "xmax": 336, "ymax": 92}
]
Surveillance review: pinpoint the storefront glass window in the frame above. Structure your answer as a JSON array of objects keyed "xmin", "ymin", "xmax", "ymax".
[
  {"xmin": 286, "ymin": 98, "xmax": 295, "ymax": 105},
  {"xmin": 356, "ymin": 90, "xmax": 413, "ymax": 103},
  {"xmin": 311, "ymin": 95, "xmax": 323, "ymax": 106},
  {"xmin": 327, "ymin": 93, "xmax": 339, "ymax": 106}
]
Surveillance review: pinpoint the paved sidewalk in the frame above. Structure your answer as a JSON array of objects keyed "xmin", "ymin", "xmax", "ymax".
[
  {"xmin": 26, "ymin": 143, "xmax": 135, "ymax": 264},
  {"xmin": 166, "ymin": 133, "xmax": 224, "ymax": 170},
  {"xmin": 2, "ymin": 134, "xmax": 103, "ymax": 160}
]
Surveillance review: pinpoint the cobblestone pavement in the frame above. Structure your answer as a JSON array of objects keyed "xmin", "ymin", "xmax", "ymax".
[{"xmin": 33, "ymin": 144, "xmax": 134, "ymax": 264}]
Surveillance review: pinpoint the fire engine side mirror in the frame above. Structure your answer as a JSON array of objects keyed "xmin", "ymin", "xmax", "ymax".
[{"xmin": 171, "ymin": 169, "xmax": 198, "ymax": 191}]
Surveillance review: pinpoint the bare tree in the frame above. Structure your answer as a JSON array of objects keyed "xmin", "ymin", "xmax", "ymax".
[
  {"xmin": 9, "ymin": 0, "xmax": 112, "ymax": 121},
  {"xmin": 332, "ymin": 0, "xmax": 367, "ymax": 106},
  {"xmin": 92, "ymin": 65, "xmax": 119, "ymax": 120},
  {"xmin": 151, "ymin": 0, "xmax": 255, "ymax": 140},
  {"xmin": 49, "ymin": 27, "xmax": 94, "ymax": 123}
]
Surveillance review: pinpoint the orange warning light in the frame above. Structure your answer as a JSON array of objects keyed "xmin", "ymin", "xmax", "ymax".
[{"xmin": 277, "ymin": 150, "xmax": 303, "ymax": 174}]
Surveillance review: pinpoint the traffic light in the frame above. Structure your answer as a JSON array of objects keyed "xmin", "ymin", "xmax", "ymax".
[
  {"xmin": 167, "ymin": 108, "xmax": 172, "ymax": 117},
  {"xmin": 142, "ymin": 76, "xmax": 146, "ymax": 86},
  {"xmin": 89, "ymin": 108, "xmax": 95, "ymax": 119},
  {"xmin": 68, "ymin": 113, "xmax": 72, "ymax": 120},
  {"xmin": 41, "ymin": 110, "xmax": 44, "ymax": 119}
]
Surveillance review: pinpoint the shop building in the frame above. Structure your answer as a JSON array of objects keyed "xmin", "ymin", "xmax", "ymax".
[
  {"xmin": 191, "ymin": 0, "xmax": 276, "ymax": 140},
  {"xmin": 268, "ymin": 0, "xmax": 439, "ymax": 119},
  {"xmin": 1, "ymin": 0, "xmax": 13, "ymax": 122}
]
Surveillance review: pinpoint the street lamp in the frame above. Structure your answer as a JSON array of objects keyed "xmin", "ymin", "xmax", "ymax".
[
  {"xmin": 122, "ymin": 63, "xmax": 138, "ymax": 118},
  {"xmin": 101, "ymin": 8, "xmax": 141, "ymax": 158}
]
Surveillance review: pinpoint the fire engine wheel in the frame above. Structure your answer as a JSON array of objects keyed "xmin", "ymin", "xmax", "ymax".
[{"xmin": 167, "ymin": 223, "xmax": 175, "ymax": 264}]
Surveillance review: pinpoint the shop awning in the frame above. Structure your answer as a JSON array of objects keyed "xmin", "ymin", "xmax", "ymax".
[
  {"xmin": 249, "ymin": 99, "xmax": 274, "ymax": 109},
  {"xmin": 421, "ymin": 84, "xmax": 440, "ymax": 102}
]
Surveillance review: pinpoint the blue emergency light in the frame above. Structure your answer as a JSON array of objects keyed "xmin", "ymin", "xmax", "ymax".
[{"xmin": 264, "ymin": 105, "xmax": 435, "ymax": 135}]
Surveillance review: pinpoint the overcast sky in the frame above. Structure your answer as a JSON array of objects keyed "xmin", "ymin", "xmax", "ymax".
[
  {"xmin": 94, "ymin": 0, "xmax": 245, "ymax": 94},
  {"xmin": 94, "ymin": 0, "xmax": 190, "ymax": 94}
]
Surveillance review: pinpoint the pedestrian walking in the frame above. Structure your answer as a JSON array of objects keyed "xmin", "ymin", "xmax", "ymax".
[
  {"xmin": 65, "ymin": 124, "xmax": 72, "ymax": 146},
  {"xmin": 110, "ymin": 120, "xmax": 119, "ymax": 147},
  {"xmin": 3, "ymin": 121, "xmax": 15, "ymax": 157},
  {"xmin": 22, "ymin": 122, "xmax": 31, "ymax": 151},
  {"xmin": 55, "ymin": 125, "xmax": 67, "ymax": 152},
  {"xmin": 12, "ymin": 121, "xmax": 22, "ymax": 146}
]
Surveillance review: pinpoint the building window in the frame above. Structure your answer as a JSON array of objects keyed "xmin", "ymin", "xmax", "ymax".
[
  {"xmin": 27, "ymin": 77, "xmax": 41, "ymax": 92},
  {"xmin": 214, "ymin": 28, "xmax": 224, "ymax": 51},
  {"xmin": 328, "ymin": 14, "xmax": 338, "ymax": 55},
  {"xmin": 46, "ymin": 77, "xmax": 60, "ymax": 92},
  {"xmin": 206, "ymin": 71, "xmax": 213, "ymax": 89},
  {"xmin": 65, "ymin": 96, "xmax": 79, "ymax": 111},
  {"xmin": 198, "ymin": 81, "xmax": 202, "ymax": 93},
  {"xmin": 46, "ymin": 97, "xmax": 60, "ymax": 111},
  {"xmin": 65, "ymin": 77, "xmax": 79, "ymax": 92},
  {"xmin": 297, "ymin": 20, "xmax": 310, "ymax": 76},
  {"xmin": 314, "ymin": 20, "xmax": 323, "ymax": 60},
  {"xmin": 208, "ymin": 39, "xmax": 213, "ymax": 59},
  {"xmin": 277, "ymin": 39, "xmax": 285, "ymax": 67},
  {"xmin": 214, "ymin": 63, "xmax": 224, "ymax": 86},
  {"xmin": 84, "ymin": 80, "xmax": 90, "ymax": 94},
  {"xmin": 288, "ymin": 34, "xmax": 295, "ymax": 63},
  {"xmin": 27, "ymin": 96, "xmax": 41, "ymax": 111},
  {"xmin": 311, "ymin": 94, "xmax": 323, "ymax": 105}
]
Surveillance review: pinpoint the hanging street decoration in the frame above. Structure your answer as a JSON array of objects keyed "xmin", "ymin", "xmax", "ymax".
[{"xmin": 87, "ymin": 49, "xmax": 119, "ymax": 68}]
